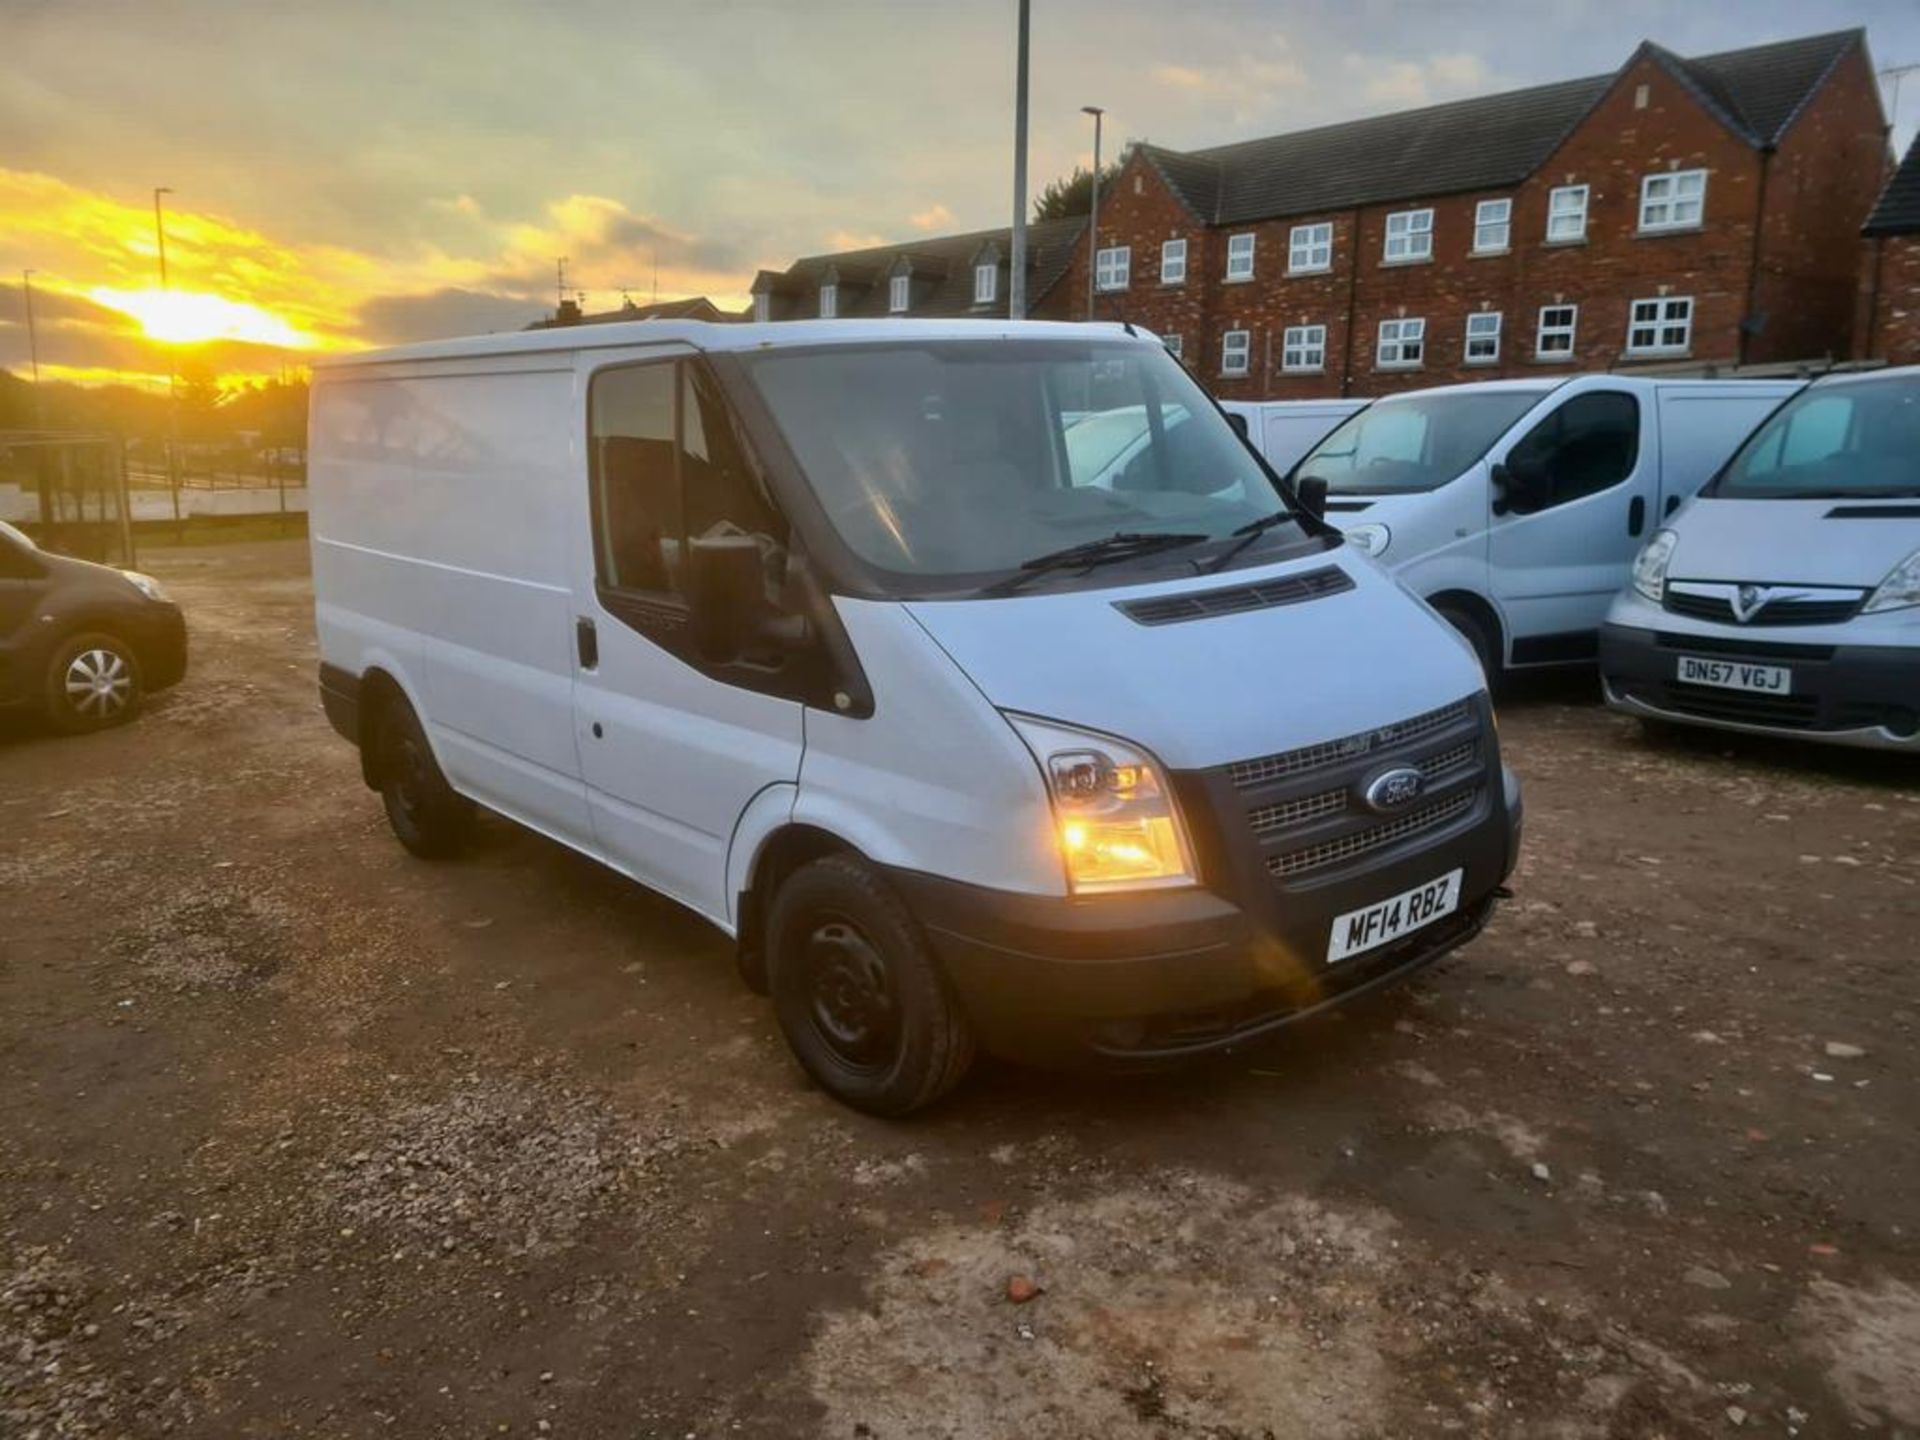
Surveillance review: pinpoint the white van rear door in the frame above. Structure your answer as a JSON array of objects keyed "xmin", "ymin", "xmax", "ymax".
[{"xmin": 569, "ymin": 348, "xmax": 804, "ymax": 927}]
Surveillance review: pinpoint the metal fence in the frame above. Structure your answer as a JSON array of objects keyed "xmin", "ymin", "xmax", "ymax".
[{"xmin": 0, "ymin": 430, "xmax": 137, "ymax": 566}]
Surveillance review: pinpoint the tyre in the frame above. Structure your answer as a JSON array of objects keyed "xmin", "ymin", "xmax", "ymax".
[
  {"xmin": 766, "ymin": 854, "xmax": 975, "ymax": 1116},
  {"xmin": 373, "ymin": 694, "xmax": 472, "ymax": 859},
  {"xmin": 45, "ymin": 632, "xmax": 142, "ymax": 734},
  {"xmin": 1436, "ymin": 604, "xmax": 1502, "ymax": 684}
]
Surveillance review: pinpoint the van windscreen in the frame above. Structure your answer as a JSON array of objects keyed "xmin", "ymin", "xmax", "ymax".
[
  {"xmin": 1709, "ymin": 376, "xmax": 1920, "ymax": 499},
  {"xmin": 1298, "ymin": 390, "xmax": 1546, "ymax": 495},
  {"xmin": 741, "ymin": 339, "xmax": 1291, "ymax": 584}
]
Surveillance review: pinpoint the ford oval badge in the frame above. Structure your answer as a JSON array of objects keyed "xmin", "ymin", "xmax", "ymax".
[{"xmin": 1362, "ymin": 766, "xmax": 1424, "ymax": 813}]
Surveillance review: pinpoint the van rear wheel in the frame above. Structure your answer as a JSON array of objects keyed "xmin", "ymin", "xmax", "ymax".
[
  {"xmin": 374, "ymin": 695, "xmax": 472, "ymax": 859},
  {"xmin": 767, "ymin": 855, "xmax": 974, "ymax": 1116}
]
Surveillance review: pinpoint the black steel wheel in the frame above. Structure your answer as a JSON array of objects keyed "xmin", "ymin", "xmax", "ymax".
[
  {"xmin": 767, "ymin": 854, "xmax": 974, "ymax": 1116},
  {"xmin": 375, "ymin": 695, "xmax": 472, "ymax": 859}
]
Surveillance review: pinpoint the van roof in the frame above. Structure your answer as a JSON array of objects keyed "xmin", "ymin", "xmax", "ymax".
[{"xmin": 312, "ymin": 317, "xmax": 1154, "ymax": 371}]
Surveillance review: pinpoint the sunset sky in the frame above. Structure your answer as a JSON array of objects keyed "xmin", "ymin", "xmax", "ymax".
[{"xmin": 3, "ymin": 0, "xmax": 1917, "ymax": 391}]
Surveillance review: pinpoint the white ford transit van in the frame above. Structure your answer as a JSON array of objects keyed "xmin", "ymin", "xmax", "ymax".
[
  {"xmin": 1602, "ymin": 367, "xmax": 1920, "ymax": 749},
  {"xmin": 309, "ymin": 319, "xmax": 1522, "ymax": 1114},
  {"xmin": 1290, "ymin": 375, "xmax": 1802, "ymax": 675}
]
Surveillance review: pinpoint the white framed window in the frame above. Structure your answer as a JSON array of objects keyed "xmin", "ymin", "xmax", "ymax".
[
  {"xmin": 752, "ymin": 292, "xmax": 770, "ymax": 323},
  {"xmin": 1376, "ymin": 317, "xmax": 1425, "ymax": 368},
  {"xmin": 1546, "ymin": 185, "xmax": 1589, "ymax": 243},
  {"xmin": 1095, "ymin": 245, "xmax": 1131, "ymax": 291},
  {"xmin": 1473, "ymin": 199, "xmax": 1511, "ymax": 254},
  {"xmin": 1626, "ymin": 295, "xmax": 1694, "ymax": 355},
  {"xmin": 1163, "ymin": 333, "xmax": 1183, "ymax": 359},
  {"xmin": 1288, "ymin": 222, "xmax": 1333, "ymax": 274},
  {"xmin": 1535, "ymin": 304, "xmax": 1578, "ymax": 359},
  {"xmin": 1464, "ymin": 311, "xmax": 1502, "ymax": 364},
  {"xmin": 1160, "ymin": 238, "xmax": 1187, "ymax": 284},
  {"xmin": 973, "ymin": 262, "xmax": 997, "ymax": 304},
  {"xmin": 1281, "ymin": 325, "xmax": 1326, "ymax": 373},
  {"xmin": 1221, "ymin": 329, "xmax": 1251, "ymax": 376},
  {"xmin": 1384, "ymin": 209, "xmax": 1434, "ymax": 263},
  {"xmin": 1225, "ymin": 233, "xmax": 1256, "ymax": 281},
  {"xmin": 818, "ymin": 283, "xmax": 837, "ymax": 319},
  {"xmin": 888, "ymin": 274, "xmax": 910, "ymax": 314},
  {"xmin": 1640, "ymin": 169, "xmax": 1706, "ymax": 231}
]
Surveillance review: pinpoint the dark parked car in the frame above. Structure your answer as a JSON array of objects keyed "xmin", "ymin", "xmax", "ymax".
[{"xmin": 0, "ymin": 520, "xmax": 187, "ymax": 733}]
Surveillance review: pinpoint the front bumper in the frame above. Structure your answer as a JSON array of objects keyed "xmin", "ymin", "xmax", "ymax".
[
  {"xmin": 133, "ymin": 604, "xmax": 189, "ymax": 693},
  {"xmin": 894, "ymin": 756, "xmax": 1521, "ymax": 1065},
  {"xmin": 1600, "ymin": 622, "xmax": 1920, "ymax": 751}
]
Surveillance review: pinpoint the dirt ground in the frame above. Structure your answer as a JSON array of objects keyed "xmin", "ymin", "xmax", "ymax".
[{"xmin": 3, "ymin": 538, "xmax": 1917, "ymax": 1440}]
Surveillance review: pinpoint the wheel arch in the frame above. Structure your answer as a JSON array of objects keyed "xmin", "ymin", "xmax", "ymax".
[
  {"xmin": 734, "ymin": 821, "xmax": 863, "ymax": 991},
  {"xmin": 1425, "ymin": 588, "xmax": 1507, "ymax": 669},
  {"xmin": 353, "ymin": 662, "xmax": 433, "ymax": 791}
]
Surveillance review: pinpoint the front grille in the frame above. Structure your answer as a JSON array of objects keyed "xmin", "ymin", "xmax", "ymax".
[
  {"xmin": 1654, "ymin": 632, "xmax": 1835, "ymax": 662},
  {"xmin": 1663, "ymin": 684, "xmax": 1820, "ymax": 728},
  {"xmin": 1230, "ymin": 700, "xmax": 1471, "ymax": 789},
  {"xmin": 1267, "ymin": 787, "xmax": 1480, "ymax": 878},
  {"xmin": 1116, "ymin": 566, "xmax": 1354, "ymax": 627},
  {"xmin": 1245, "ymin": 739, "xmax": 1478, "ymax": 838},
  {"xmin": 1664, "ymin": 588, "xmax": 1863, "ymax": 627}
]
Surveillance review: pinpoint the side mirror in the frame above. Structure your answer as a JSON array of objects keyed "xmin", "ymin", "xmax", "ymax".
[
  {"xmin": 1491, "ymin": 459, "xmax": 1545, "ymax": 516},
  {"xmin": 1295, "ymin": 475, "xmax": 1328, "ymax": 520},
  {"xmin": 1224, "ymin": 411, "xmax": 1251, "ymax": 442},
  {"xmin": 685, "ymin": 533, "xmax": 767, "ymax": 662}
]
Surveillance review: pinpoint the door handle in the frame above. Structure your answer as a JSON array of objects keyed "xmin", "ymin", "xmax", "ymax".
[
  {"xmin": 575, "ymin": 616, "xmax": 599, "ymax": 669},
  {"xmin": 1627, "ymin": 496, "xmax": 1646, "ymax": 538}
]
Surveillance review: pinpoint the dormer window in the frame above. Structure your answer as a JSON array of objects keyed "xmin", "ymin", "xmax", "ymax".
[
  {"xmin": 752, "ymin": 292, "xmax": 770, "ymax": 323},
  {"xmin": 889, "ymin": 274, "xmax": 910, "ymax": 314},
  {"xmin": 818, "ymin": 283, "xmax": 837, "ymax": 319},
  {"xmin": 974, "ymin": 262, "xmax": 997, "ymax": 305}
]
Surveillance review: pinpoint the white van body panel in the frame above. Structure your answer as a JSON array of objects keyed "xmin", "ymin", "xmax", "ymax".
[
  {"xmin": 309, "ymin": 356, "xmax": 594, "ymax": 843},
  {"xmin": 1317, "ymin": 375, "xmax": 1801, "ymax": 664},
  {"xmin": 795, "ymin": 600, "xmax": 1064, "ymax": 897},
  {"xmin": 903, "ymin": 555, "xmax": 1482, "ymax": 773},
  {"xmin": 1663, "ymin": 497, "xmax": 1920, "ymax": 587},
  {"xmin": 1221, "ymin": 400, "xmax": 1371, "ymax": 475}
]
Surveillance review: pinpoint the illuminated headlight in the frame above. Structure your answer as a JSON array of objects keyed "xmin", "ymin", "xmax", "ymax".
[
  {"xmin": 1005, "ymin": 714, "xmax": 1195, "ymax": 893},
  {"xmin": 1863, "ymin": 548, "xmax": 1920, "ymax": 614},
  {"xmin": 1631, "ymin": 529, "xmax": 1678, "ymax": 603},
  {"xmin": 122, "ymin": 570, "xmax": 170, "ymax": 603},
  {"xmin": 1343, "ymin": 522, "xmax": 1390, "ymax": 558}
]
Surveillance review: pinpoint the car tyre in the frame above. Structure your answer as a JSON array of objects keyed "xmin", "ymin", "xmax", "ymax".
[
  {"xmin": 767, "ymin": 854, "xmax": 975, "ymax": 1116},
  {"xmin": 374, "ymin": 694, "xmax": 472, "ymax": 859},
  {"xmin": 45, "ymin": 632, "xmax": 143, "ymax": 734}
]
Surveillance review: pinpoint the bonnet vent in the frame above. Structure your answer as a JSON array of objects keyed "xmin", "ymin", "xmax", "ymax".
[{"xmin": 1115, "ymin": 565, "xmax": 1354, "ymax": 627}]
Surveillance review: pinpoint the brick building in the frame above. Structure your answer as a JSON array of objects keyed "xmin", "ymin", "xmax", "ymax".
[
  {"xmin": 1089, "ymin": 28, "xmax": 1888, "ymax": 397},
  {"xmin": 748, "ymin": 216, "xmax": 1088, "ymax": 322},
  {"xmin": 1857, "ymin": 132, "xmax": 1920, "ymax": 365}
]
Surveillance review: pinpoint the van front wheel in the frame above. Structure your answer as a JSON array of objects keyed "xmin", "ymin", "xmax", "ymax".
[
  {"xmin": 1436, "ymin": 603, "xmax": 1501, "ymax": 683},
  {"xmin": 767, "ymin": 855, "xmax": 974, "ymax": 1116},
  {"xmin": 374, "ymin": 695, "xmax": 472, "ymax": 859}
]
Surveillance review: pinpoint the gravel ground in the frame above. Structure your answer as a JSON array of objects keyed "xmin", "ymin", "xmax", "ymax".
[{"xmin": 1, "ymin": 537, "xmax": 1917, "ymax": 1438}]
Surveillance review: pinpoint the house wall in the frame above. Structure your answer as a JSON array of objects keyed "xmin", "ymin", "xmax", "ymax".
[
  {"xmin": 1857, "ymin": 235, "xmax": 1920, "ymax": 364},
  {"xmin": 1082, "ymin": 45, "xmax": 1880, "ymax": 398}
]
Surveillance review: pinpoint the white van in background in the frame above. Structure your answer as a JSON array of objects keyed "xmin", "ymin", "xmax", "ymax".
[
  {"xmin": 309, "ymin": 319, "xmax": 1522, "ymax": 1115},
  {"xmin": 1219, "ymin": 399, "xmax": 1370, "ymax": 476},
  {"xmin": 1602, "ymin": 367, "xmax": 1920, "ymax": 749},
  {"xmin": 1290, "ymin": 375, "xmax": 1803, "ymax": 674}
]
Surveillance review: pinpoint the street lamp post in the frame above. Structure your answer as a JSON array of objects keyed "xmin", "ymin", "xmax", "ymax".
[
  {"xmin": 1081, "ymin": 106, "xmax": 1105, "ymax": 321},
  {"xmin": 152, "ymin": 187, "xmax": 182, "ymax": 522},
  {"xmin": 1008, "ymin": 0, "xmax": 1031, "ymax": 319},
  {"xmin": 21, "ymin": 269, "xmax": 43, "ymax": 428}
]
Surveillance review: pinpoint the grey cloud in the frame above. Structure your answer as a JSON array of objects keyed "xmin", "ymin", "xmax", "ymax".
[{"xmin": 353, "ymin": 288, "xmax": 550, "ymax": 344}]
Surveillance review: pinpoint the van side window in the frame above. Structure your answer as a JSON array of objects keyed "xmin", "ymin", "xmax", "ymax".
[
  {"xmin": 590, "ymin": 362, "xmax": 679, "ymax": 592},
  {"xmin": 1505, "ymin": 391, "xmax": 1639, "ymax": 509},
  {"xmin": 589, "ymin": 359, "xmax": 786, "ymax": 601}
]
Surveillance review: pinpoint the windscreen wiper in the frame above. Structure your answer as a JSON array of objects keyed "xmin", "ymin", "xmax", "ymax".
[
  {"xmin": 1202, "ymin": 508, "xmax": 1298, "ymax": 574},
  {"xmin": 977, "ymin": 530, "xmax": 1209, "ymax": 597}
]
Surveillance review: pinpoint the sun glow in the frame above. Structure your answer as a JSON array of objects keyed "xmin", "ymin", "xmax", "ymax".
[{"xmin": 87, "ymin": 286, "xmax": 320, "ymax": 349}]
